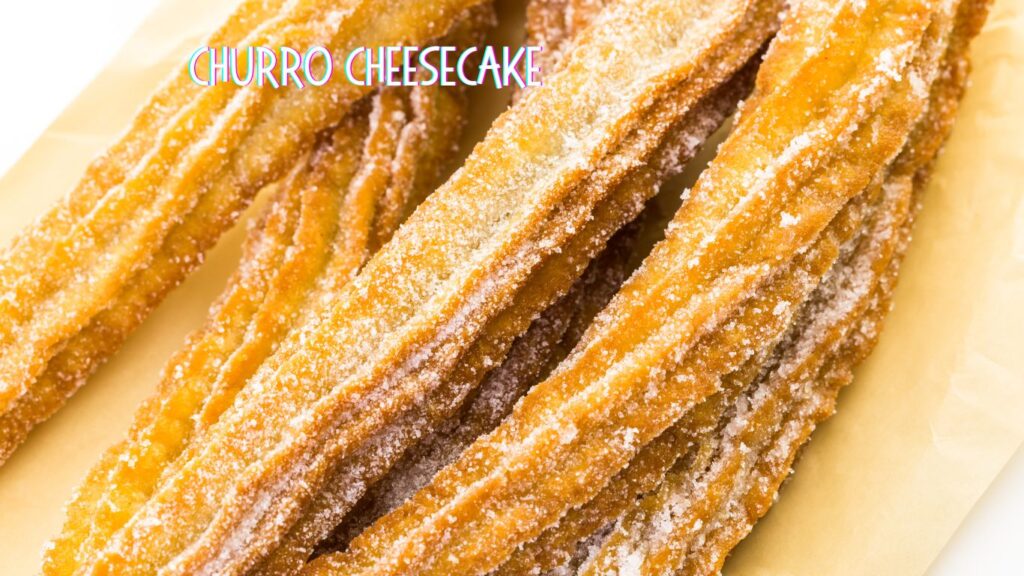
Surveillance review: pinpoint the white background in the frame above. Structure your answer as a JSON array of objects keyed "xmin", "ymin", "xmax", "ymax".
[{"xmin": 0, "ymin": 1, "xmax": 1020, "ymax": 574}]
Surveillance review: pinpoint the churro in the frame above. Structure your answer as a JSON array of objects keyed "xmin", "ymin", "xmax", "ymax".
[
  {"xmin": 306, "ymin": 1, "xmax": 958, "ymax": 574},
  {"xmin": 251, "ymin": 4, "xmax": 765, "ymax": 572},
  {"xmin": 578, "ymin": 5, "xmax": 987, "ymax": 572},
  {"xmin": 43, "ymin": 8, "xmax": 492, "ymax": 576},
  {"xmin": 50, "ymin": 1, "xmax": 772, "ymax": 573},
  {"xmin": 0, "ymin": 0, "xmax": 286, "ymax": 466},
  {"xmin": 491, "ymin": 1, "xmax": 977, "ymax": 571},
  {"xmin": 15, "ymin": 0, "xmax": 989, "ymax": 573},
  {"xmin": 323, "ymin": 222, "xmax": 641, "ymax": 555},
  {"xmin": 0, "ymin": 0, "xmax": 491, "ymax": 466}
]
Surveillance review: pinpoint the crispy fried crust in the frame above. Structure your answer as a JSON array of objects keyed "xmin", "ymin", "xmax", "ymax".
[
  {"xmin": 492, "ymin": 2, "xmax": 989, "ymax": 575},
  {"xmin": 305, "ymin": 1, "xmax": 964, "ymax": 574},
  {"xmin": 58, "ymin": 0, "xmax": 773, "ymax": 573},
  {"xmin": 0, "ymin": 0, "xmax": 490, "ymax": 467},
  {"xmin": 579, "ymin": 5, "xmax": 988, "ymax": 574},
  {"xmin": 41, "ymin": 4, "xmax": 493, "ymax": 576}
]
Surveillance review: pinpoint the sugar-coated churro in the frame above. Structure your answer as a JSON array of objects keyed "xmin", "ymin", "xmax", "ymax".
[
  {"xmin": 248, "ymin": 1, "xmax": 766, "ymax": 571},
  {"xmin": 42, "ymin": 6, "xmax": 492, "ymax": 576},
  {"xmin": 490, "ymin": 2, "xmax": 982, "ymax": 573},
  {"xmin": 0, "ymin": 0, "xmax": 491, "ymax": 467},
  {"xmin": 52, "ymin": 1, "xmax": 770, "ymax": 573},
  {"xmin": 19, "ymin": 0, "xmax": 990, "ymax": 574},
  {"xmin": 306, "ymin": 1, "xmax": 968, "ymax": 574},
  {"xmin": 577, "ymin": 6, "xmax": 987, "ymax": 573},
  {"xmin": 323, "ymin": 222, "xmax": 641, "ymax": 555}
]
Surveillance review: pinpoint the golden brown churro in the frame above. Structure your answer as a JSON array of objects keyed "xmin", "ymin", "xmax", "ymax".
[
  {"xmin": 0, "ymin": 0, "xmax": 492, "ymax": 466},
  {"xmin": 0, "ymin": 0, "xmax": 287, "ymax": 466},
  {"xmin": 317, "ymin": 0, "xmax": 754, "ymax": 547},
  {"xmin": 323, "ymin": 223, "xmax": 641, "ymax": 555},
  {"xmin": 18, "ymin": 0, "xmax": 987, "ymax": 573},
  {"xmin": 246, "ymin": 16, "xmax": 497, "ymax": 573},
  {"xmin": 251, "ymin": 2, "xmax": 766, "ymax": 571},
  {"xmin": 46, "ymin": 40, "xmax": 488, "ymax": 576},
  {"xmin": 47, "ymin": 0, "xmax": 771, "ymax": 573},
  {"xmin": 306, "ymin": 1, "xmax": 969, "ymax": 574},
  {"xmin": 489, "ymin": 2, "xmax": 983, "ymax": 573},
  {"xmin": 577, "ymin": 5, "xmax": 987, "ymax": 574},
  {"xmin": 41, "ymin": 5, "xmax": 492, "ymax": 576}
]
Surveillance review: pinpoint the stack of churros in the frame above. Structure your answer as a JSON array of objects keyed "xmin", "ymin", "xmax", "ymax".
[
  {"xmin": 304, "ymin": 0, "xmax": 989, "ymax": 575},
  {"xmin": 0, "ymin": 0, "xmax": 494, "ymax": 466},
  {"xmin": 40, "ymin": 5, "xmax": 495, "ymax": 576},
  {"xmin": 0, "ymin": 0, "xmax": 990, "ymax": 574}
]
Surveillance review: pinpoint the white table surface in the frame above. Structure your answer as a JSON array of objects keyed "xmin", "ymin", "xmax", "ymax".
[{"xmin": 0, "ymin": 1, "xmax": 1020, "ymax": 574}]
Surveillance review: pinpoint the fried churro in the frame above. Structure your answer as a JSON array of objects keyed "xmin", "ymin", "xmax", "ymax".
[
  {"xmin": 0, "ymin": 0, "xmax": 287, "ymax": 466},
  {"xmin": 490, "ymin": 2, "xmax": 982, "ymax": 572},
  {"xmin": 306, "ymin": 1, "xmax": 961, "ymax": 574},
  {"xmin": 19, "ymin": 1, "xmax": 989, "ymax": 574},
  {"xmin": 42, "ymin": 7, "xmax": 492, "ymax": 576},
  {"xmin": 252, "ymin": 2, "xmax": 767, "ymax": 571},
  {"xmin": 322, "ymin": 222, "xmax": 642, "ymax": 556},
  {"xmin": 0, "ymin": 0, "xmax": 491, "ymax": 466},
  {"xmin": 578, "ymin": 5, "xmax": 987, "ymax": 574},
  {"xmin": 315, "ymin": 0, "xmax": 754, "ymax": 550},
  {"xmin": 50, "ymin": 1, "xmax": 771, "ymax": 573}
]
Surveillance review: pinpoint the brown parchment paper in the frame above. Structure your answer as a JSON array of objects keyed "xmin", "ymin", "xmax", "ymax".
[{"xmin": 0, "ymin": 1, "xmax": 1021, "ymax": 575}]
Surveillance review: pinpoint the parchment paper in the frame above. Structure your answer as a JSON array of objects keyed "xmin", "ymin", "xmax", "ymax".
[{"xmin": 0, "ymin": 1, "xmax": 1021, "ymax": 575}]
